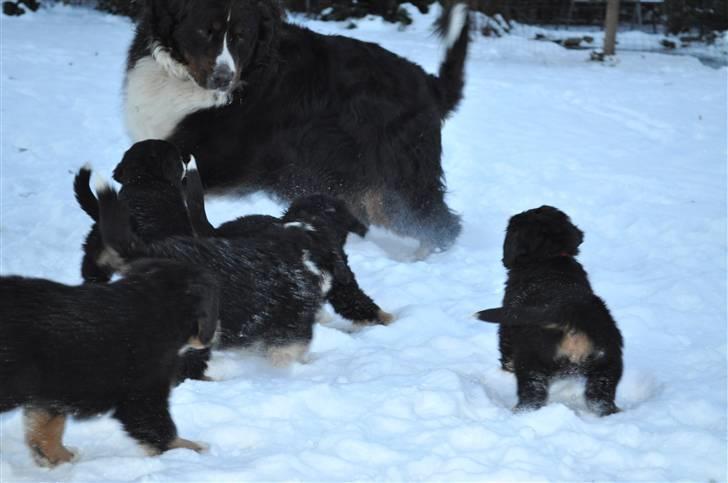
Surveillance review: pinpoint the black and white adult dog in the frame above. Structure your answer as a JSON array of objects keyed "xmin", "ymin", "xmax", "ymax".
[
  {"xmin": 95, "ymin": 181, "xmax": 336, "ymax": 379},
  {"xmin": 184, "ymin": 162, "xmax": 392, "ymax": 326},
  {"xmin": 0, "ymin": 259, "xmax": 219, "ymax": 466},
  {"xmin": 124, "ymin": 0, "xmax": 470, "ymax": 255},
  {"xmin": 75, "ymin": 139, "xmax": 191, "ymax": 283},
  {"xmin": 476, "ymin": 206, "xmax": 623, "ymax": 416}
]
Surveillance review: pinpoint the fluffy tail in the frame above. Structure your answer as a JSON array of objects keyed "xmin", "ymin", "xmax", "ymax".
[
  {"xmin": 183, "ymin": 157, "xmax": 217, "ymax": 237},
  {"xmin": 95, "ymin": 179, "xmax": 137, "ymax": 271},
  {"xmin": 434, "ymin": 2, "xmax": 470, "ymax": 119},
  {"xmin": 74, "ymin": 165, "xmax": 99, "ymax": 221}
]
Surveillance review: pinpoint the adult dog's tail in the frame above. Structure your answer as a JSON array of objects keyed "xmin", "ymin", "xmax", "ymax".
[
  {"xmin": 434, "ymin": 2, "xmax": 470, "ymax": 119},
  {"xmin": 95, "ymin": 179, "xmax": 138, "ymax": 271},
  {"xmin": 74, "ymin": 165, "xmax": 99, "ymax": 221}
]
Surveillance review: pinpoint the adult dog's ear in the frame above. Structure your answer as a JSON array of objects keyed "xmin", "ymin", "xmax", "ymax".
[
  {"xmin": 254, "ymin": 0, "xmax": 283, "ymax": 65},
  {"xmin": 145, "ymin": 0, "xmax": 182, "ymax": 40}
]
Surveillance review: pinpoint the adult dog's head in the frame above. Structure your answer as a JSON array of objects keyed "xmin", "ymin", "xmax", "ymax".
[
  {"xmin": 112, "ymin": 139, "xmax": 185, "ymax": 187},
  {"xmin": 143, "ymin": 0, "xmax": 283, "ymax": 92},
  {"xmin": 284, "ymin": 195, "xmax": 369, "ymax": 245},
  {"xmin": 502, "ymin": 205, "xmax": 584, "ymax": 269}
]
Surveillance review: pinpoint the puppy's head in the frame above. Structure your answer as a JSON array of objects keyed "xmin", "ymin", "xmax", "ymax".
[
  {"xmin": 147, "ymin": 0, "xmax": 283, "ymax": 92},
  {"xmin": 284, "ymin": 195, "xmax": 368, "ymax": 243},
  {"xmin": 112, "ymin": 140, "xmax": 185, "ymax": 187},
  {"xmin": 502, "ymin": 205, "xmax": 584, "ymax": 269}
]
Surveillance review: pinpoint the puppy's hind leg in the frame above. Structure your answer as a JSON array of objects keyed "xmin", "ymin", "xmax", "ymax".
[
  {"xmin": 266, "ymin": 341, "xmax": 311, "ymax": 367},
  {"xmin": 584, "ymin": 356, "xmax": 623, "ymax": 416},
  {"xmin": 513, "ymin": 356, "xmax": 551, "ymax": 413},
  {"xmin": 23, "ymin": 408, "xmax": 76, "ymax": 467}
]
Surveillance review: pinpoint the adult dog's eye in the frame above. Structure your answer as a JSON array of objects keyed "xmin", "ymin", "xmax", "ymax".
[{"xmin": 197, "ymin": 27, "xmax": 216, "ymax": 41}]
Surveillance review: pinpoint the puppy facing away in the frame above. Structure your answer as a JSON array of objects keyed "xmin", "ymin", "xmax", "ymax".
[
  {"xmin": 0, "ymin": 259, "xmax": 220, "ymax": 466},
  {"xmin": 95, "ymin": 181, "xmax": 332, "ymax": 381},
  {"xmin": 74, "ymin": 139, "xmax": 191, "ymax": 283},
  {"xmin": 184, "ymin": 163, "xmax": 392, "ymax": 326},
  {"xmin": 476, "ymin": 206, "xmax": 623, "ymax": 416}
]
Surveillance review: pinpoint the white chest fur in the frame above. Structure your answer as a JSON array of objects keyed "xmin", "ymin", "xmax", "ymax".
[{"xmin": 124, "ymin": 55, "xmax": 230, "ymax": 141}]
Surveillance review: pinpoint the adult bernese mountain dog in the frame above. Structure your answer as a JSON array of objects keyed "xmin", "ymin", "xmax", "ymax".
[
  {"xmin": 0, "ymin": 259, "xmax": 219, "ymax": 466},
  {"xmin": 124, "ymin": 0, "xmax": 470, "ymax": 256}
]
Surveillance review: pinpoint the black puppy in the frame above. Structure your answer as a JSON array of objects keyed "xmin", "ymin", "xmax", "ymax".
[
  {"xmin": 476, "ymin": 206, "xmax": 623, "ymax": 416},
  {"xmin": 95, "ymin": 181, "xmax": 333, "ymax": 380},
  {"xmin": 184, "ymin": 162, "xmax": 392, "ymax": 326},
  {"xmin": 0, "ymin": 259, "xmax": 219, "ymax": 466},
  {"xmin": 74, "ymin": 139, "xmax": 191, "ymax": 283}
]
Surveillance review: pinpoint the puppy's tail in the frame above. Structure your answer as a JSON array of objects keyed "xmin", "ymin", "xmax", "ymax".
[
  {"xmin": 183, "ymin": 156, "xmax": 217, "ymax": 237},
  {"xmin": 433, "ymin": 2, "xmax": 470, "ymax": 119},
  {"xmin": 95, "ymin": 179, "xmax": 137, "ymax": 271},
  {"xmin": 475, "ymin": 306, "xmax": 562, "ymax": 328},
  {"xmin": 74, "ymin": 165, "xmax": 99, "ymax": 221}
]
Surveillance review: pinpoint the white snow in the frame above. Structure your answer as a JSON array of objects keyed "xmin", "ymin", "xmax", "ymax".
[{"xmin": 1, "ymin": 4, "xmax": 726, "ymax": 481}]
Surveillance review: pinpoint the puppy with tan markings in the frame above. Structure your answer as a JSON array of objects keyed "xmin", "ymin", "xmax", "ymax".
[
  {"xmin": 0, "ymin": 259, "xmax": 220, "ymax": 466},
  {"xmin": 184, "ymin": 162, "xmax": 392, "ymax": 327},
  {"xmin": 476, "ymin": 206, "xmax": 623, "ymax": 416},
  {"xmin": 95, "ymin": 181, "xmax": 333, "ymax": 381},
  {"xmin": 74, "ymin": 139, "xmax": 191, "ymax": 283}
]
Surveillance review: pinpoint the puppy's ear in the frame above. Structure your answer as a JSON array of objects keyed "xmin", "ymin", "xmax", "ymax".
[
  {"xmin": 502, "ymin": 223, "xmax": 527, "ymax": 269},
  {"xmin": 190, "ymin": 272, "xmax": 220, "ymax": 347}
]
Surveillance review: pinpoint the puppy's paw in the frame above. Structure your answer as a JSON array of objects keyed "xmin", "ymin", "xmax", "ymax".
[
  {"xmin": 169, "ymin": 438, "xmax": 209, "ymax": 453},
  {"xmin": 31, "ymin": 444, "xmax": 76, "ymax": 467},
  {"xmin": 588, "ymin": 400, "xmax": 621, "ymax": 417},
  {"xmin": 354, "ymin": 310, "xmax": 394, "ymax": 327}
]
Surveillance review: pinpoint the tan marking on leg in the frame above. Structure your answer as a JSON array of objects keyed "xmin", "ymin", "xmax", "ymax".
[
  {"xmin": 354, "ymin": 309, "xmax": 394, "ymax": 327},
  {"xmin": 363, "ymin": 190, "xmax": 389, "ymax": 226},
  {"xmin": 557, "ymin": 330, "xmax": 594, "ymax": 364},
  {"xmin": 266, "ymin": 342, "xmax": 310, "ymax": 367},
  {"xmin": 23, "ymin": 408, "xmax": 75, "ymax": 467},
  {"xmin": 168, "ymin": 437, "xmax": 208, "ymax": 453}
]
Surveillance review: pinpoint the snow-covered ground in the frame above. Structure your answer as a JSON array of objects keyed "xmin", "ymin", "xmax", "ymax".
[{"xmin": 1, "ymin": 4, "xmax": 726, "ymax": 481}]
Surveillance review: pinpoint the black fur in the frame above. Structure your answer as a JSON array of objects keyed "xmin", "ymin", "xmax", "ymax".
[
  {"xmin": 184, "ymin": 167, "xmax": 391, "ymax": 327},
  {"xmin": 126, "ymin": 0, "xmax": 470, "ymax": 253},
  {"xmin": 477, "ymin": 206, "xmax": 624, "ymax": 416},
  {"xmin": 0, "ymin": 259, "xmax": 219, "ymax": 465},
  {"xmin": 75, "ymin": 140, "xmax": 191, "ymax": 283},
  {"xmin": 96, "ymin": 182, "xmax": 331, "ymax": 381}
]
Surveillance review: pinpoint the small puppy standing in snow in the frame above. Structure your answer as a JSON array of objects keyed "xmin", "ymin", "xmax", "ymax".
[
  {"xmin": 74, "ymin": 139, "xmax": 192, "ymax": 283},
  {"xmin": 184, "ymin": 163, "xmax": 393, "ymax": 327},
  {"xmin": 0, "ymin": 259, "xmax": 219, "ymax": 466},
  {"xmin": 477, "ymin": 206, "xmax": 623, "ymax": 416}
]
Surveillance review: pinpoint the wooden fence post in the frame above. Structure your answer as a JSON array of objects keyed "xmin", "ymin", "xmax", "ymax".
[{"xmin": 603, "ymin": 0, "xmax": 620, "ymax": 55}]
